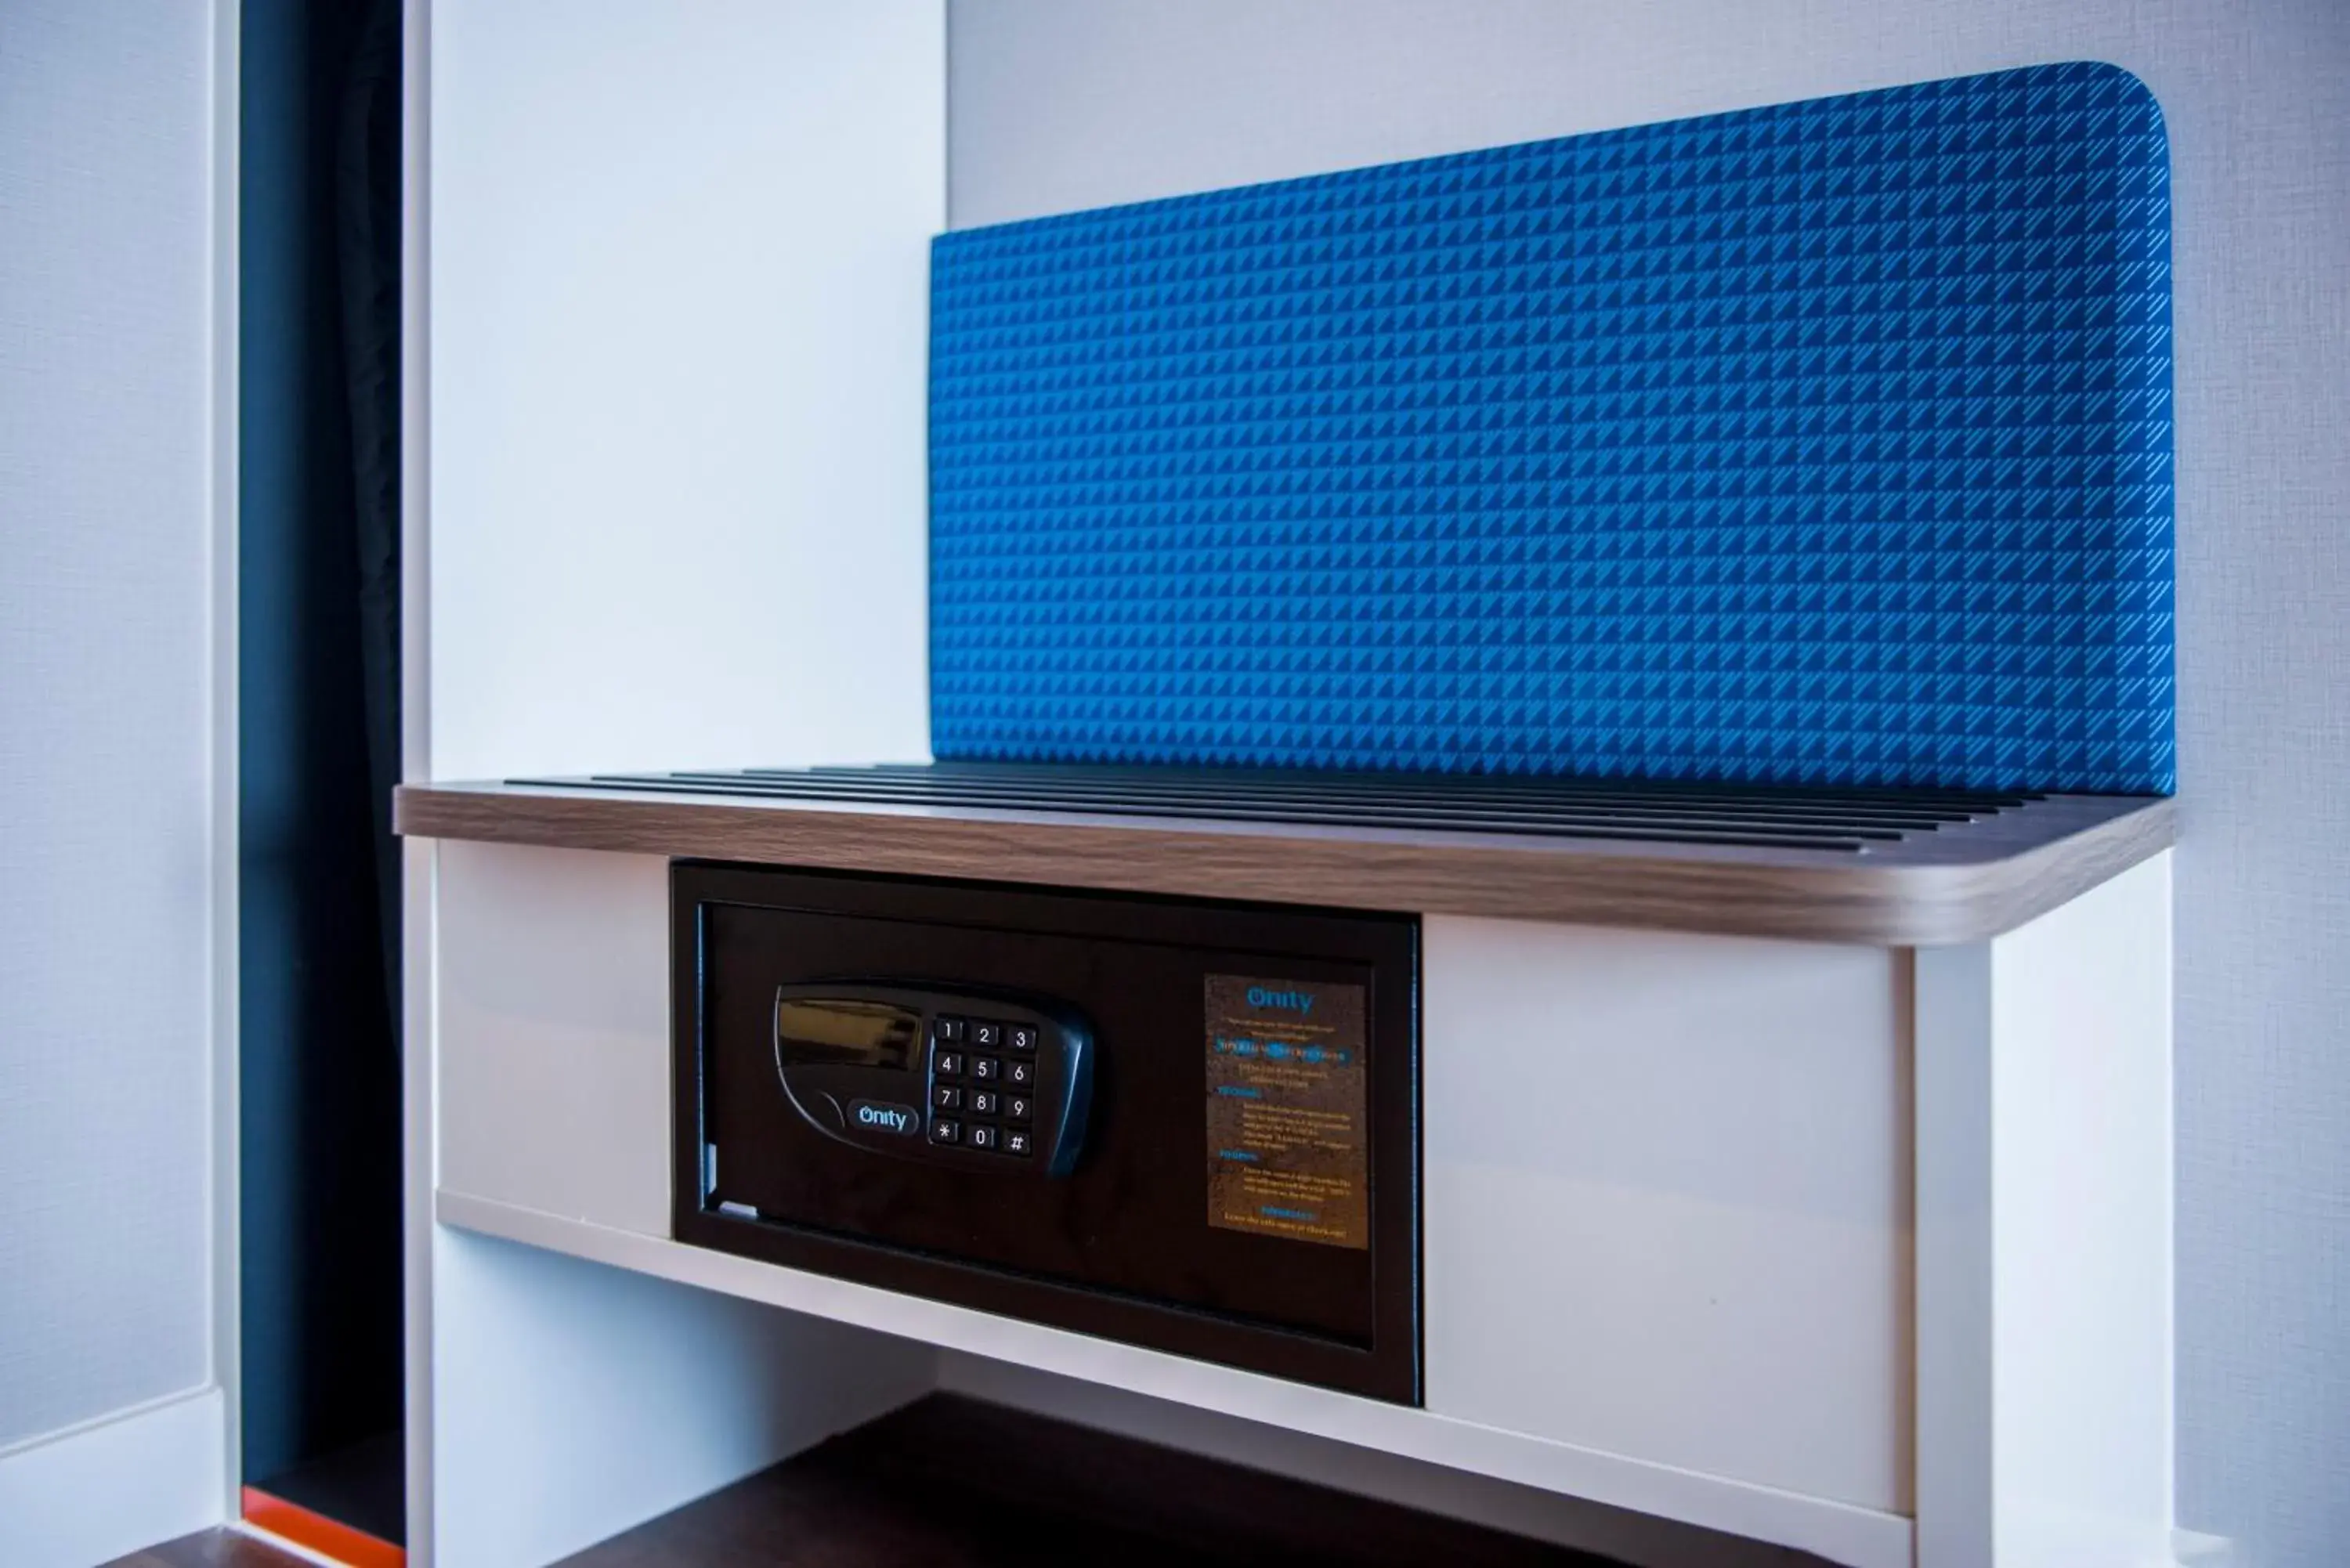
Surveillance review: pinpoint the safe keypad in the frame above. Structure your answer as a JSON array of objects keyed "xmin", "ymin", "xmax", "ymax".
[{"xmin": 928, "ymin": 1016, "xmax": 1036, "ymax": 1158}]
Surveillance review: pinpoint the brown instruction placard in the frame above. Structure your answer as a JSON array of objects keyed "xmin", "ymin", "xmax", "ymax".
[{"xmin": 1204, "ymin": 974, "xmax": 1368, "ymax": 1249}]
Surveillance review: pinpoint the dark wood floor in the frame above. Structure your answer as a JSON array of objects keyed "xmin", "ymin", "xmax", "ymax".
[
  {"xmin": 105, "ymin": 1530, "xmax": 313, "ymax": 1568},
  {"xmin": 118, "ymin": 1396, "xmax": 1649, "ymax": 1568},
  {"xmin": 555, "ymin": 1394, "xmax": 1622, "ymax": 1568}
]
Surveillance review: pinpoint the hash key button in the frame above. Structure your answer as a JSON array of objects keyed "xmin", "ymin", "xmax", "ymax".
[{"xmin": 1003, "ymin": 1129, "xmax": 1032, "ymax": 1158}]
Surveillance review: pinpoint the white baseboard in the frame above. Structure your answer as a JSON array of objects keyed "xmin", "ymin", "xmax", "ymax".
[{"xmin": 0, "ymin": 1386, "xmax": 227, "ymax": 1568}]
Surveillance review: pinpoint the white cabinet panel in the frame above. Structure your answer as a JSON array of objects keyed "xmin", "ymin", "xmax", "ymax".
[
  {"xmin": 436, "ymin": 843, "xmax": 673, "ymax": 1237},
  {"xmin": 1424, "ymin": 916, "xmax": 1911, "ymax": 1513}
]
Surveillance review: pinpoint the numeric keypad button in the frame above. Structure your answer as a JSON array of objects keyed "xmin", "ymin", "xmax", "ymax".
[
  {"xmin": 1007, "ymin": 1024, "xmax": 1038, "ymax": 1054},
  {"xmin": 971, "ymin": 1056, "xmax": 1001, "ymax": 1083},
  {"xmin": 1004, "ymin": 1058, "xmax": 1035, "ymax": 1089},
  {"xmin": 933, "ymin": 1051, "xmax": 964, "ymax": 1078}
]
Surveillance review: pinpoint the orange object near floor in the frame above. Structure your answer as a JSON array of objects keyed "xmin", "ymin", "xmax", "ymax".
[{"xmin": 240, "ymin": 1486, "xmax": 404, "ymax": 1568}]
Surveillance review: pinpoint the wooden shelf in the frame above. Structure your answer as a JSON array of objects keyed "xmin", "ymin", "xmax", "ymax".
[
  {"xmin": 396, "ymin": 772, "xmax": 2171, "ymax": 945},
  {"xmin": 553, "ymin": 1393, "xmax": 1625, "ymax": 1567}
]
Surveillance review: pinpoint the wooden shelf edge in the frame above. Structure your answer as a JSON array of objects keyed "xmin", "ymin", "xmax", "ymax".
[{"xmin": 395, "ymin": 782, "xmax": 2174, "ymax": 946}]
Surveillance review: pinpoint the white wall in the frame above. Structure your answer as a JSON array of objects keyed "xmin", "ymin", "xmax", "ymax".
[
  {"xmin": 0, "ymin": 0, "xmax": 230, "ymax": 1560},
  {"xmin": 945, "ymin": 2, "xmax": 2350, "ymax": 1562},
  {"xmin": 0, "ymin": 2, "xmax": 221, "ymax": 1443},
  {"xmin": 427, "ymin": 0, "xmax": 940, "ymax": 782}
]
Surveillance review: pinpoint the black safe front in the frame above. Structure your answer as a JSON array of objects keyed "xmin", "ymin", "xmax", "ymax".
[{"xmin": 672, "ymin": 864, "xmax": 1421, "ymax": 1404}]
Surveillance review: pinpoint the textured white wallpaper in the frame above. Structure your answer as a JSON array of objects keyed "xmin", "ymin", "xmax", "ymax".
[
  {"xmin": 947, "ymin": 2, "xmax": 2350, "ymax": 1561},
  {"xmin": 0, "ymin": 2, "xmax": 216, "ymax": 1447}
]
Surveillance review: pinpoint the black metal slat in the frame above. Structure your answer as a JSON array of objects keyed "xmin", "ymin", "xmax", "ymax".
[
  {"xmin": 732, "ymin": 762, "xmax": 2026, "ymax": 826},
  {"xmin": 821, "ymin": 761, "xmax": 2036, "ymax": 813},
  {"xmin": 641, "ymin": 771, "xmax": 1918, "ymax": 840},
  {"xmin": 517, "ymin": 773, "xmax": 1873, "ymax": 852},
  {"xmin": 501, "ymin": 763, "xmax": 2037, "ymax": 854},
  {"xmin": 741, "ymin": 768, "xmax": 1989, "ymax": 829}
]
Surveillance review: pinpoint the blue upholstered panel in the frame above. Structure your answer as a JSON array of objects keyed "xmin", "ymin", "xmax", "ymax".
[{"xmin": 928, "ymin": 63, "xmax": 2174, "ymax": 793}]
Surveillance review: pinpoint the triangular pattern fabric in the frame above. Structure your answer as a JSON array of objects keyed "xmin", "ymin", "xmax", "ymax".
[{"xmin": 927, "ymin": 63, "xmax": 2175, "ymax": 793}]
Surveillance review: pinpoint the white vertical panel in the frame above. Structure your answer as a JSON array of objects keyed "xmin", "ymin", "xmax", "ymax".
[
  {"xmin": 414, "ymin": 6, "xmax": 948, "ymax": 1560},
  {"xmin": 431, "ymin": 1228, "xmax": 932, "ymax": 1568},
  {"xmin": 207, "ymin": 0, "xmax": 244, "ymax": 1513},
  {"xmin": 1914, "ymin": 940, "xmax": 1993, "ymax": 1568},
  {"xmin": 403, "ymin": 835, "xmax": 440, "ymax": 1562},
  {"xmin": 1989, "ymin": 851, "xmax": 2174, "ymax": 1564},
  {"xmin": 401, "ymin": 1, "xmax": 438, "ymax": 1548},
  {"xmin": 428, "ymin": 0, "xmax": 944, "ymax": 780},
  {"xmin": 1987, "ymin": 852, "xmax": 2173, "ymax": 1559},
  {"xmin": 1915, "ymin": 851, "xmax": 2175, "ymax": 1568},
  {"xmin": 1423, "ymin": 916, "xmax": 1911, "ymax": 1514}
]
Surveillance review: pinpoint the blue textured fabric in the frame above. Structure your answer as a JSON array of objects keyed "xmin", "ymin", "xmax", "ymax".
[{"xmin": 928, "ymin": 63, "xmax": 2174, "ymax": 793}]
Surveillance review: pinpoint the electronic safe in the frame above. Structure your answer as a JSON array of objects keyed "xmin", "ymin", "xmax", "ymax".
[{"xmin": 671, "ymin": 862, "xmax": 1422, "ymax": 1403}]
